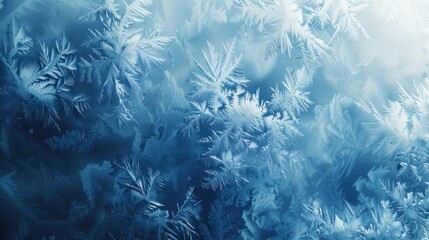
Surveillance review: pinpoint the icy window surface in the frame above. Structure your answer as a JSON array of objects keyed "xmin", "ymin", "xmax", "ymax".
[{"xmin": 1, "ymin": 0, "xmax": 429, "ymax": 239}]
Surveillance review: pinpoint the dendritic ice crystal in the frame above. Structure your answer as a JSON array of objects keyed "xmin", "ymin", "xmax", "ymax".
[{"xmin": 1, "ymin": 0, "xmax": 429, "ymax": 239}]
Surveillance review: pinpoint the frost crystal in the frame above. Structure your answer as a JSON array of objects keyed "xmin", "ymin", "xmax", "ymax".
[{"xmin": 1, "ymin": 0, "xmax": 429, "ymax": 239}]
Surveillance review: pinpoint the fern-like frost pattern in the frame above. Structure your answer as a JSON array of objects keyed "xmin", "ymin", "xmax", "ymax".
[{"xmin": 1, "ymin": 0, "xmax": 429, "ymax": 239}]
